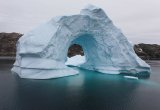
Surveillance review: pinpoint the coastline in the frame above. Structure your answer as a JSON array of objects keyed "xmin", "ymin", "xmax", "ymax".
[
  {"xmin": 0, "ymin": 56, "xmax": 15, "ymax": 60},
  {"xmin": 0, "ymin": 56, "xmax": 160, "ymax": 61},
  {"xmin": 0, "ymin": 32, "xmax": 160, "ymax": 60}
]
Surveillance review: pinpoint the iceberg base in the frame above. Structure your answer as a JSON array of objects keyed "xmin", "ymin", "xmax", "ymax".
[{"xmin": 11, "ymin": 66, "xmax": 79, "ymax": 79}]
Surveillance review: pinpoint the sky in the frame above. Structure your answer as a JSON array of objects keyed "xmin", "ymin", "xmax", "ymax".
[{"xmin": 0, "ymin": 0, "xmax": 160, "ymax": 44}]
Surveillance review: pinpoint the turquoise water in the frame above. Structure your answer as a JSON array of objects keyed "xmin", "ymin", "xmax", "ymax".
[{"xmin": 0, "ymin": 60, "xmax": 160, "ymax": 110}]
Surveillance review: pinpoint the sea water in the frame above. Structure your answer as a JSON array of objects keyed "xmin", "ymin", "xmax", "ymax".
[{"xmin": 0, "ymin": 60, "xmax": 160, "ymax": 110}]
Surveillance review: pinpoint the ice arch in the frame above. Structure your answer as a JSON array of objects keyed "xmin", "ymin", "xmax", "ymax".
[{"xmin": 12, "ymin": 5, "xmax": 151, "ymax": 79}]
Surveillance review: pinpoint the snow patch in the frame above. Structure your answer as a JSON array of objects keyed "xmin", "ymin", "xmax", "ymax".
[{"xmin": 65, "ymin": 55, "xmax": 86, "ymax": 66}]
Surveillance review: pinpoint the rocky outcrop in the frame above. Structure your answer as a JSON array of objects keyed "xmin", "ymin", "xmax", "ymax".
[
  {"xmin": 134, "ymin": 43, "xmax": 160, "ymax": 60},
  {"xmin": 0, "ymin": 32, "xmax": 160, "ymax": 60},
  {"xmin": 68, "ymin": 44, "xmax": 84, "ymax": 57},
  {"xmin": 0, "ymin": 33, "xmax": 22, "ymax": 56}
]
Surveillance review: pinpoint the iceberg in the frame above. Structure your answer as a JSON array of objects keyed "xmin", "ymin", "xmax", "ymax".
[{"xmin": 11, "ymin": 5, "xmax": 151, "ymax": 79}]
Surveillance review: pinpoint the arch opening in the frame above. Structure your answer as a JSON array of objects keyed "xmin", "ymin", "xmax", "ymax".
[
  {"xmin": 67, "ymin": 44, "xmax": 84, "ymax": 58},
  {"xmin": 65, "ymin": 33, "xmax": 99, "ymax": 68},
  {"xmin": 65, "ymin": 44, "xmax": 86, "ymax": 66}
]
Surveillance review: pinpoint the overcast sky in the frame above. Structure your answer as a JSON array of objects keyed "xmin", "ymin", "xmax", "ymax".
[{"xmin": 0, "ymin": 0, "xmax": 160, "ymax": 44}]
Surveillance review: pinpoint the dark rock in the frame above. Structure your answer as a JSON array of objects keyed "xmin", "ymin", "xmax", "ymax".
[
  {"xmin": 0, "ymin": 32, "xmax": 22, "ymax": 56},
  {"xmin": 134, "ymin": 43, "xmax": 160, "ymax": 60},
  {"xmin": 68, "ymin": 44, "xmax": 84, "ymax": 57}
]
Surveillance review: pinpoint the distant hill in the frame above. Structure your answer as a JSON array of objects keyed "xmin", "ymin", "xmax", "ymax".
[
  {"xmin": 134, "ymin": 43, "xmax": 160, "ymax": 60},
  {"xmin": 0, "ymin": 32, "xmax": 160, "ymax": 60},
  {"xmin": 0, "ymin": 33, "xmax": 22, "ymax": 56}
]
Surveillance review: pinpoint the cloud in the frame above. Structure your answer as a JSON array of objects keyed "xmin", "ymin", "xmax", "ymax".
[{"xmin": 0, "ymin": 0, "xmax": 160, "ymax": 44}]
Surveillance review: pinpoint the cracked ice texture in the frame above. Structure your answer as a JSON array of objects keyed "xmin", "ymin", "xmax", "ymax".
[{"xmin": 12, "ymin": 5, "xmax": 151, "ymax": 79}]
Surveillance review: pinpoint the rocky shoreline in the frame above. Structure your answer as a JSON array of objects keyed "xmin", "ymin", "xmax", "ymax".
[
  {"xmin": 0, "ymin": 32, "xmax": 22, "ymax": 56},
  {"xmin": 0, "ymin": 32, "xmax": 160, "ymax": 60}
]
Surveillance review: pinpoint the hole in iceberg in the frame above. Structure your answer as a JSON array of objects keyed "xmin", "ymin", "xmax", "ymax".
[{"xmin": 65, "ymin": 44, "xmax": 86, "ymax": 66}]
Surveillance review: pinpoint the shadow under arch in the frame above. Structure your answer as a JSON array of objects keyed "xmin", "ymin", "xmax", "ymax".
[{"xmin": 65, "ymin": 33, "xmax": 101, "ymax": 70}]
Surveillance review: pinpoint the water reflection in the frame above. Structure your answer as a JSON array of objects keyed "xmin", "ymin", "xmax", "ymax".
[
  {"xmin": 13, "ymin": 68, "xmax": 141, "ymax": 110},
  {"xmin": 1, "ymin": 61, "xmax": 160, "ymax": 110}
]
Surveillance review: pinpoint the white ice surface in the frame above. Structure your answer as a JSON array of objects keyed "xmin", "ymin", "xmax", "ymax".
[
  {"xmin": 124, "ymin": 76, "xmax": 139, "ymax": 80},
  {"xmin": 12, "ymin": 5, "xmax": 151, "ymax": 79},
  {"xmin": 65, "ymin": 55, "xmax": 86, "ymax": 66}
]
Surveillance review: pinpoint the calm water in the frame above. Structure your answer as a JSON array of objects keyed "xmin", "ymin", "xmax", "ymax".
[{"xmin": 0, "ymin": 60, "xmax": 160, "ymax": 110}]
